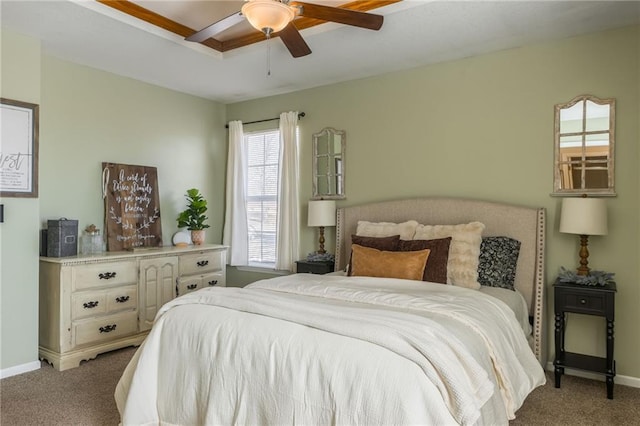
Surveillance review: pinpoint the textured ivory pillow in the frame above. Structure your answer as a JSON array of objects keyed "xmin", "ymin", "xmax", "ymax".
[
  {"xmin": 413, "ymin": 222, "xmax": 485, "ymax": 289},
  {"xmin": 397, "ymin": 237, "xmax": 451, "ymax": 284},
  {"xmin": 356, "ymin": 220, "xmax": 419, "ymax": 240},
  {"xmin": 350, "ymin": 244, "xmax": 430, "ymax": 281}
]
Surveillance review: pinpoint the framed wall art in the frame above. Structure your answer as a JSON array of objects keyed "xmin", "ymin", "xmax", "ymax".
[{"xmin": 0, "ymin": 98, "xmax": 39, "ymax": 198}]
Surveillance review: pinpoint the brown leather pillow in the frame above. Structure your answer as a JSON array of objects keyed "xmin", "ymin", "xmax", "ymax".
[
  {"xmin": 348, "ymin": 235, "xmax": 401, "ymax": 275},
  {"xmin": 398, "ymin": 237, "xmax": 451, "ymax": 284},
  {"xmin": 350, "ymin": 244, "xmax": 430, "ymax": 281}
]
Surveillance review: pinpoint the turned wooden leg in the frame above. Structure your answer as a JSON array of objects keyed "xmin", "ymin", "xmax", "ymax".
[
  {"xmin": 554, "ymin": 312, "xmax": 565, "ymax": 388},
  {"xmin": 606, "ymin": 320, "xmax": 615, "ymax": 399}
]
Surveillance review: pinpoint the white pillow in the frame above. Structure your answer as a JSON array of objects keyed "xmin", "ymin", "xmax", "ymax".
[
  {"xmin": 356, "ymin": 220, "xmax": 419, "ymax": 240},
  {"xmin": 413, "ymin": 221, "xmax": 485, "ymax": 289}
]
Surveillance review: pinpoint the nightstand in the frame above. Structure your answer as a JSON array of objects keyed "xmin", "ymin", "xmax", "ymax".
[
  {"xmin": 554, "ymin": 278, "xmax": 617, "ymax": 399},
  {"xmin": 295, "ymin": 260, "xmax": 335, "ymax": 275}
]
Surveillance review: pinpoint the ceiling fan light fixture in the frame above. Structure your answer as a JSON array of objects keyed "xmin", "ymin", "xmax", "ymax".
[{"xmin": 241, "ymin": 0, "xmax": 295, "ymax": 35}]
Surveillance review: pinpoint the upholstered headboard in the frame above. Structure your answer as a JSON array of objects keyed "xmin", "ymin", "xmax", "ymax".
[{"xmin": 335, "ymin": 197, "xmax": 546, "ymax": 364}]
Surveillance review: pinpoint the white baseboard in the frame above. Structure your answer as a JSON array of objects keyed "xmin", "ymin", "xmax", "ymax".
[
  {"xmin": 1, "ymin": 360, "xmax": 41, "ymax": 379},
  {"xmin": 546, "ymin": 362, "xmax": 640, "ymax": 388}
]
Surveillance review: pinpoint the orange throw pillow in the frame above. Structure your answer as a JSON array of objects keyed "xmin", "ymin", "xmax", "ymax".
[{"xmin": 350, "ymin": 244, "xmax": 430, "ymax": 281}]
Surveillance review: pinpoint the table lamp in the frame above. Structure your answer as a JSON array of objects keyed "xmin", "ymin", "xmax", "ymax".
[
  {"xmin": 559, "ymin": 197, "xmax": 608, "ymax": 276},
  {"xmin": 308, "ymin": 200, "xmax": 336, "ymax": 254}
]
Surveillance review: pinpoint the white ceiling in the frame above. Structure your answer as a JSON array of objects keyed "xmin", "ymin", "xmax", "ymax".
[{"xmin": 2, "ymin": 1, "xmax": 639, "ymax": 104}]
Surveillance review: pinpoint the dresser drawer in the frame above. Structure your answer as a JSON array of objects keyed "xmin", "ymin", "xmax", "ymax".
[
  {"xmin": 72, "ymin": 292, "xmax": 108, "ymax": 320},
  {"xmin": 72, "ymin": 311, "xmax": 138, "ymax": 347},
  {"xmin": 177, "ymin": 272, "xmax": 225, "ymax": 296},
  {"xmin": 106, "ymin": 285, "xmax": 138, "ymax": 313},
  {"xmin": 202, "ymin": 272, "xmax": 224, "ymax": 288},
  {"xmin": 557, "ymin": 289, "xmax": 607, "ymax": 315},
  {"xmin": 71, "ymin": 261, "xmax": 137, "ymax": 291},
  {"xmin": 177, "ymin": 275, "xmax": 201, "ymax": 296},
  {"xmin": 71, "ymin": 285, "xmax": 138, "ymax": 320},
  {"xmin": 179, "ymin": 251, "xmax": 223, "ymax": 276}
]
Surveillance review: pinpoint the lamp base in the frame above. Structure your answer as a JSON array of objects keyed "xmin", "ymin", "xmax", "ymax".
[
  {"xmin": 316, "ymin": 226, "xmax": 326, "ymax": 254},
  {"xmin": 576, "ymin": 234, "xmax": 591, "ymax": 276}
]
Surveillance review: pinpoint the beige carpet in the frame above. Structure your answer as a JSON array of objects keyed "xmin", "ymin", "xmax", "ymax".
[
  {"xmin": 1, "ymin": 347, "xmax": 639, "ymax": 425},
  {"xmin": 1, "ymin": 347, "xmax": 136, "ymax": 426}
]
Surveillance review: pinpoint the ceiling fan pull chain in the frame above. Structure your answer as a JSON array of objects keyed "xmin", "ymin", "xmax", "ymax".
[
  {"xmin": 260, "ymin": 27, "xmax": 274, "ymax": 77},
  {"xmin": 267, "ymin": 34, "xmax": 271, "ymax": 77}
]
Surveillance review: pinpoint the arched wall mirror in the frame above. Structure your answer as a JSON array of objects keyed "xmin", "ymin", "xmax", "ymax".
[
  {"xmin": 553, "ymin": 94, "xmax": 616, "ymax": 196},
  {"xmin": 312, "ymin": 127, "xmax": 345, "ymax": 200}
]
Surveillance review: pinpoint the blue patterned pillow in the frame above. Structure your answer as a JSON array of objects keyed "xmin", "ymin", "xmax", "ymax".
[{"xmin": 478, "ymin": 236, "xmax": 521, "ymax": 291}]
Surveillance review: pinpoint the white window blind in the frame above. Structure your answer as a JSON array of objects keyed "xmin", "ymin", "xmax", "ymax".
[{"xmin": 246, "ymin": 130, "xmax": 280, "ymax": 266}]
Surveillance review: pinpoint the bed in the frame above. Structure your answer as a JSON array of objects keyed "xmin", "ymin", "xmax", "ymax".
[{"xmin": 115, "ymin": 197, "xmax": 547, "ymax": 426}]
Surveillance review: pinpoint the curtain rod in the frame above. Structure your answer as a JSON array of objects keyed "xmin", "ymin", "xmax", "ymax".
[{"xmin": 225, "ymin": 112, "xmax": 305, "ymax": 129}]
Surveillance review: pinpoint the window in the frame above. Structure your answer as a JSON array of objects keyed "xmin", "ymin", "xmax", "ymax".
[
  {"xmin": 224, "ymin": 115, "xmax": 300, "ymax": 271},
  {"xmin": 246, "ymin": 130, "xmax": 280, "ymax": 266}
]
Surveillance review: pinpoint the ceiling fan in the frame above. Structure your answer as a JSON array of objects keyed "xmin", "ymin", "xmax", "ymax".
[{"xmin": 186, "ymin": 0, "xmax": 385, "ymax": 58}]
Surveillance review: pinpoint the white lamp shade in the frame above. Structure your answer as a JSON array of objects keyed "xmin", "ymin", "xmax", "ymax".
[
  {"xmin": 559, "ymin": 198, "xmax": 608, "ymax": 236},
  {"xmin": 308, "ymin": 200, "xmax": 336, "ymax": 227},
  {"xmin": 241, "ymin": 0, "xmax": 295, "ymax": 33}
]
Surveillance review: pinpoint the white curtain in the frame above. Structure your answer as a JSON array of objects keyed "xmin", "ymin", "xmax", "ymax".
[
  {"xmin": 222, "ymin": 120, "xmax": 249, "ymax": 266},
  {"xmin": 275, "ymin": 112, "xmax": 300, "ymax": 271}
]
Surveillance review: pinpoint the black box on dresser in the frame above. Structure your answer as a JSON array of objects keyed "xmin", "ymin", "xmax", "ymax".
[{"xmin": 46, "ymin": 218, "xmax": 79, "ymax": 257}]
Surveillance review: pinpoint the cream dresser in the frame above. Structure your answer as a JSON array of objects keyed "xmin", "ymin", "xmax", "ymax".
[{"xmin": 39, "ymin": 244, "xmax": 227, "ymax": 371}]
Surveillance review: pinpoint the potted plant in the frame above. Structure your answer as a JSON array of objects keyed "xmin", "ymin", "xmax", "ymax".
[{"xmin": 177, "ymin": 188, "xmax": 210, "ymax": 245}]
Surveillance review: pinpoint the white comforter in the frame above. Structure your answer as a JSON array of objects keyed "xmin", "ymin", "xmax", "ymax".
[{"xmin": 115, "ymin": 274, "xmax": 545, "ymax": 425}]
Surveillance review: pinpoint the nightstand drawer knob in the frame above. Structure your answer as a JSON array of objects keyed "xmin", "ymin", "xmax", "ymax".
[{"xmin": 580, "ymin": 298, "xmax": 587, "ymax": 304}]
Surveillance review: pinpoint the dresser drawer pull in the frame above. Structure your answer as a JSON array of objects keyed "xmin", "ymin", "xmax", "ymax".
[
  {"xmin": 98, "ymin": 272, "xmax": 117, "ymax": 280},
  {"xmin": 208, "ymin": 280, "xmax": 218, "ymax": 286},
  {"xmin": 83, "ymin": 301, "xmax": 99, "ymax": 309},
  {"xmin": 99, "ymin": 324, "xmax": 117, "ymax": 333},
  {"xmin": 187, "ymin": 284, "xmax": 198, "ymax": 290},
  {"xmin": 580, "ymin": 299, "xmax": 587, "ymax": 305},
  {"xmin": 196, "ymin": 260, "xmax": 209, "ymax": 267},
  {"xmin": 115, "ymin": 296, "xmax": 130, "ymax": 303}
]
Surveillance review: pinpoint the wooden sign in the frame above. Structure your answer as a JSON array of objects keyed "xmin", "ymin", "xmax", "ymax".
[{"xmin": 102, "ymin": 162, "xmax": 162, "ymax": 251}]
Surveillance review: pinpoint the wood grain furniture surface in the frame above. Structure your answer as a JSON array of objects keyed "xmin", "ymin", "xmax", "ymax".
[{"xmin": 39, "ymin": 244, "xmax": 227, "ymax": 371}]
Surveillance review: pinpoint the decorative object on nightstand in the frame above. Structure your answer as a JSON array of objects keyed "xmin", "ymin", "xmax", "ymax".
[
  {"xmin": 557, "ymin": 266, "xmax": 615, "ymax": 287},
  {"xmin": 308, "ymin": 199, "xmax": 336, "ymax": 255},
  {"xmin": 553, "ymin": 278, "xmax": 617, "ymax": 399},
  {"xmin": 559, "ymin": 197, "xmax": 607, "ymax": 275}
]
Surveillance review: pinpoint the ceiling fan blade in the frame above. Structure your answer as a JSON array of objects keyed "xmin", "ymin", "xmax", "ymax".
[
  {"xmin": 278, "ymin": 23, "xmax": 312, "ymax": 58},
  {"xmin": 186, "ymin": 11, "xmax": 244, "ymax": 42},
  {"xmin": 293, "ymin": 2, "xmax": 383, "ymax": 30}
]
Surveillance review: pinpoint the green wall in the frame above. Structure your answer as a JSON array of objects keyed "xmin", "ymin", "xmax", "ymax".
[
  {"xmin": 227, "ymin": 25, "xmax": 640, "ymax": 379},
  {"xmin": 2, "ymin": 24, "xmax": 638, "ymax": 382},
  {"xmin": 39, "ymin": 57, "xmax": 227, "ymax": 244},
  {"xmin": 0, "ymin": 30, "xmax": 41, "ymax": 374},
  {"xmin": 0, "ymin": 29, "xmax": 228, "ymax": 373}
]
